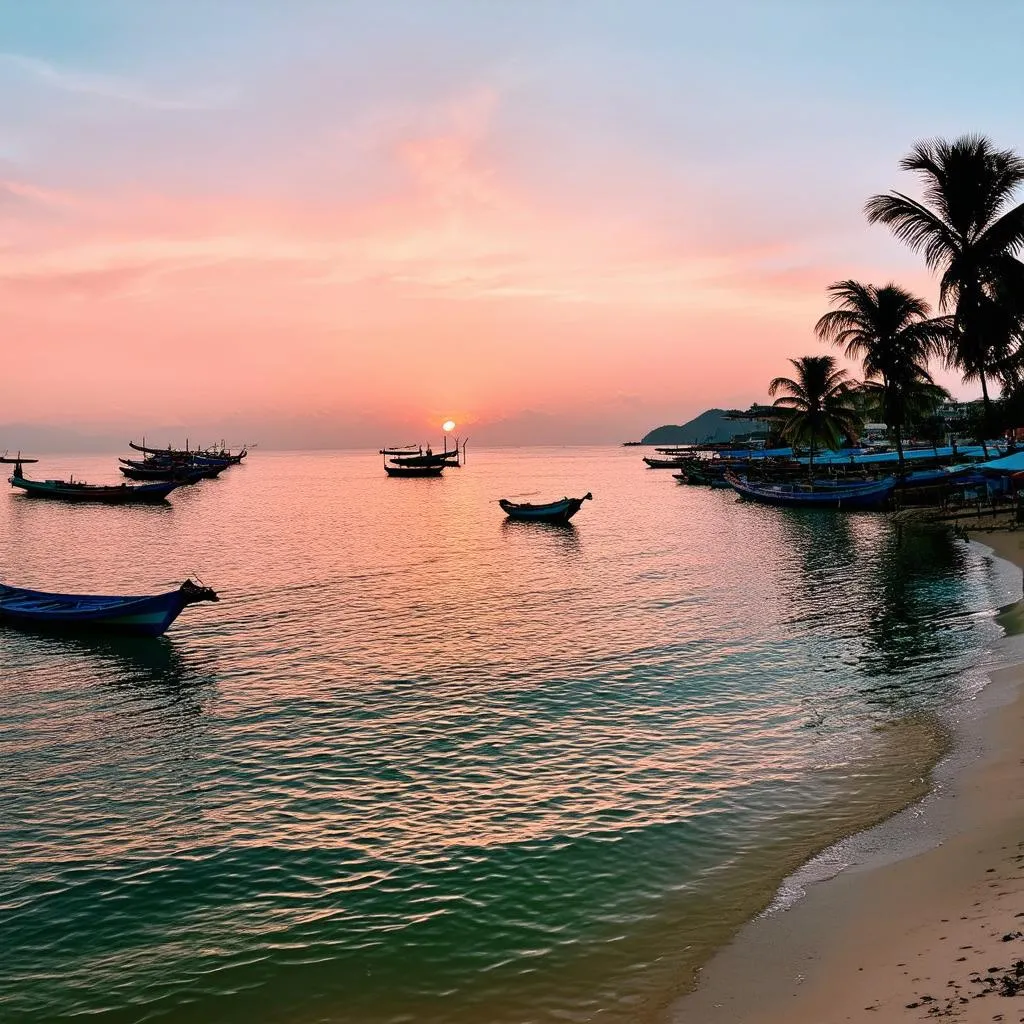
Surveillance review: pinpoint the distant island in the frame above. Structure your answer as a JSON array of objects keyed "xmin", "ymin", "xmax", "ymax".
[{"xmin": 636, "ymin": 408, "xmax": 769, "ymax": 446}]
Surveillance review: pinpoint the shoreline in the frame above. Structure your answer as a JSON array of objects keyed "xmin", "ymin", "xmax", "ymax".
[{"xmin": 669, "ymin": 530, "xmax": 1024, "ymax": 1023}]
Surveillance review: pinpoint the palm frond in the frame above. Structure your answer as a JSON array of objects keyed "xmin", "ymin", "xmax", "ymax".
[{"xmin": 864, "ymin": 192, "xmax": 960, "ymax": 272}]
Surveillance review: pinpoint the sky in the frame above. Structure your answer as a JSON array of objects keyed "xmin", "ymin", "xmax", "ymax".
[{"xmin": 1, "ymin": 1, "xmax": 1023, "ymax": 449}]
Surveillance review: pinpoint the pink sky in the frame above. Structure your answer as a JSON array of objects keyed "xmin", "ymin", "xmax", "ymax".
[{"xmin": 1, "ymin": 3, "xmax": 1020, "ymax": 447}]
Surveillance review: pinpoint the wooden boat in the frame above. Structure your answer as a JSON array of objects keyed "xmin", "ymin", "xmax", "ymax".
[
  {"xmin": 499, "ymin": 492, "xmax": 592, "ymax": 524},
  {"xmin": 724, "ymin": 471, "xmax": 895, "ymax": 510},
  {"xmin": 118, "ymin": 458, "xmax": 219, "ymax": 482},
  {"xmin": 381, "ymin": 437, "xmax": 467, "ymax": 468},
  {"xmin": 385, "ymin": 441, "xmax": 464, "ymax": 468},
  {"xmin": 643, "ymin": 456, "xmax": 687, "ymax": 469},
  {"xmin": 388, "ymin": 451, "xmax": 458, "ymax": 466},
  {"xmin": 384, "ymin": 463, "xmax": 444, "ymax": 477},
  {"xmin": 8, "ymin": 459, "xmax": 178, "ymax": 503},
  {"xmin": 0, "ymin": 579, "xmax": 218, "ymax": 637},
  {"xmin": 388, "ymin": 454, "xmax": 460, "ymax": 469},
  {"xmin": 129, "ymin": 441, "xmax": 247, "ymax": 465}
]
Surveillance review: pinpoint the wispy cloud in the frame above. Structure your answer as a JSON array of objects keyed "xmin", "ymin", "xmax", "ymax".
[{"xmin": 0, "ymin": 53, "xmax": 233, "ymax": 110}]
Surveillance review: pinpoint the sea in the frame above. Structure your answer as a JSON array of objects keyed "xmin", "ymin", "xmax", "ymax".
[{"xmin": 1, "ymin": 446, "xmax": 1019, "ymax": 1024}]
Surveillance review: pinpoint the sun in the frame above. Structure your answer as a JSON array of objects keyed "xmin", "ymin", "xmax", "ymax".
[{"xmin": 442, "ymin": 420, "xmax": 456, "ymax": 432}]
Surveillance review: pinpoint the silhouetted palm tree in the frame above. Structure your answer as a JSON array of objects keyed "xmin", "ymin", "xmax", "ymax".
[
  {"xmin": 865, "ymin": 134, "xmax": 1024, "ymax": 417},
  {"xmin": 815, "ymin": 280, "xmax": 949, "ymax": 472},
  {"xmin": 769, "ymin": 355, "xmax": 861, "ymax": 476}
]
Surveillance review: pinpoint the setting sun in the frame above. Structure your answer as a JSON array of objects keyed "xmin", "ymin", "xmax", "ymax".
[{"xmin": 442, "ymin": 420, "xmax": 456, "ymax": 432}]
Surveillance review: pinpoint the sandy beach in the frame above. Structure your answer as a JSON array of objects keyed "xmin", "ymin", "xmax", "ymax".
[{"xmin": 671, "ymin": 531, "xmax": 1024, "ymax": 1024}]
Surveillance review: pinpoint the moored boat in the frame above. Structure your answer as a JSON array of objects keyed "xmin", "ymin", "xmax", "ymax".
[
  {"xmin": 118, "ymin": 458, "xmax": 220, "ymax": 482},
  {"xmin": 8, "ymin": 459, "xmax": 178, "ymax": 504},
  {"xmin": 387, "ymin": 451, "xmax": 460, "ymax": 468},
  {"xmin": 0, "ymin": 579, "xmax": 218, "ymax": 636},
  {"xmin": 384, "ymin": 463, "xmax": 444, "ymax": 477},
  {"xmin": 724, "ymin": 471, "xmax": 896, "ymax": 510},
  {"xmin": 383, "ymin": 439, "xmax": 465, "ymax": 468},
  {"xmin": 499, "ymin": 492, "xmax": 592, "ymax": 524},
  {"xmin": 128, "ymin": 440, "xmax": 247, "ymax": 465}
]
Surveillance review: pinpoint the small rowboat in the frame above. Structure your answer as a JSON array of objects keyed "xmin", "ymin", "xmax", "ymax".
[
  {"xmin": 8, "ymin": 459, "xmax": 178, "ymax": 504},
  {"xmin": 724, "ymin": 472, "xmax": 895, "ymax": 510},
  {"xmin": 0, "ymin": 579, "xmax": 219, "ymax": 637},
  {"xmin": 499, "ymin": 492, "xmax": 592, "ymax": 524}
]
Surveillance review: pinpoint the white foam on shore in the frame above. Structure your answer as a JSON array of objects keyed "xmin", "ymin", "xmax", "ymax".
[{"xmin": 762, "ymin": 537, "xmax": 1024, "ymax": 919}]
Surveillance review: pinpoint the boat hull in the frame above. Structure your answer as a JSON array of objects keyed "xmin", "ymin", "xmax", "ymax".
[
  {"xmin": 0, "ymin": 583, "xmax": 214, "ymax": 637},
  {"xmin": 118, "ymin": 461, "xmax": 213, "ymax": 483},
  {"xmin": 384, "ymin": 464, "xmax": 444, "ymax": 477},
  {"xmin": 10, "ymin": 476, "xmax": 178, "ymax": 503},
  {"xmin": 725, "ymin": 473, "xmax": 895, "ymax": 510}
]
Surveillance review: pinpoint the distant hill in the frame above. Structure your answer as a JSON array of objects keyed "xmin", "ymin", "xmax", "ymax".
[{"xmin": 641, "ymin": 408, "xmax": 768, "ymax": 445}]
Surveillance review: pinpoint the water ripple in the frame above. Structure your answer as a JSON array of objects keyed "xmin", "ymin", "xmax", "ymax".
[{"xmin": 0, "ymin": 448, "xmax": 1017, "ymax": 1022}]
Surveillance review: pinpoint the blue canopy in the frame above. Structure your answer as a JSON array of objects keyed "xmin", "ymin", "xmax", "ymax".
[
  {"xmin": 976, "ymin": 450, "xmax": 1024, "ymax": 472},
  {"xmin": 800, "ymin": 444, "xmax": 999, "ymax": 466}
]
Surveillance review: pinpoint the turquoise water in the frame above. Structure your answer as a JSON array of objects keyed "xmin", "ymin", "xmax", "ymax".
[{"xmin": 0, "ymin": 447, "xmax": 1016, "ymax": 1022}]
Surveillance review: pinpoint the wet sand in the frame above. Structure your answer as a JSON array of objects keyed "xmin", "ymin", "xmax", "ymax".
[{"xmin": 671, "ymin": 531, "xmax": 1024, "ymax": 1023}]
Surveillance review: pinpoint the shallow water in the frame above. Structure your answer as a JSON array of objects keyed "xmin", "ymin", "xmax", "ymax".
[{"xmin": 0, "ymin": 447, "xmax": 1016, "ymax": 1022}]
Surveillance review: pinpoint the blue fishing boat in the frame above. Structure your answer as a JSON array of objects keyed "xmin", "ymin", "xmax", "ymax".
[
  {"xmin": 0, "ymin": 579, "xmax": 219, "ymax": 637},
  {"xmin": 499, "ymin": 492, "xmax": 592, "ymax": 524},
  {"xmin": 7, "ymin": 458, "xmax": 178, "ymax": 503},
  {"xmin": 725, "ymin": 472, "xmax": 895, "ymax": 510}
]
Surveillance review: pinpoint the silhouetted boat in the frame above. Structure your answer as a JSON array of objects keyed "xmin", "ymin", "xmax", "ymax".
[
  {"xmin": 499, "ymin": 492, "xmax": 592, "ymax": 523},
  {"xmin": 117, "ymin": 458, "xmax": 219, "ymax": 482},
  {"xmin": 7, "ymin": 459, "xmax": 178, "ymax": 503},
  {"xmin": 384, "ymin": 464, "xmax": 444, "ymax": 477},
  {"xmin": 129, "ymin": 441, "xmax": 247, "ymax": 465},
  {"xmin": 724, "ymin": 472, "xmax": 896, "ymax": 510},
  {"xmin": 388, "ymin": 452, "xmax": 460, "ymax": 468},
  {"xmin": 0, "ymin": 579, "xmax": 218, "ymax": 636}
]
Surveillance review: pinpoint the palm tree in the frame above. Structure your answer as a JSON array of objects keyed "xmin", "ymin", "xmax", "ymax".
[
  {"xmin": 865, "ymin": 134, "xmax": 1024, "ymax": 418},
  {"xmin": 768, "ymin": 355, "xmax": 861, "ymax": 477},
  {"xmin": 815, "ymin": 280, "xmax": 949, "ymax": 473}
]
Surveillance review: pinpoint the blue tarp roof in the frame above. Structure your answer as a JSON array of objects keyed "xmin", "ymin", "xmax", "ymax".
[
  {"xmin": 800, "ymin": 445, "xmax": 998, "ymax": 466},
  {"xmin": 976, "ymin": 451, "xmax": 1024, "ymax": 472},
  {"xmin": 716, "ymin": 446, "xmax": 793, "ymax": 459}
]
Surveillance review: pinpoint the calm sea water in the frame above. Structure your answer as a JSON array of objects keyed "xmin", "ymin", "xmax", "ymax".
[{"xmin": 1, "ymin": 447, "xmax": 1017, "ymax": 1023}]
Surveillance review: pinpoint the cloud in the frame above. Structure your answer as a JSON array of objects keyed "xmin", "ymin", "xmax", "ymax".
[{"xmin": 0, "ymin": 53, "xmax": 233, "ymax": 111}]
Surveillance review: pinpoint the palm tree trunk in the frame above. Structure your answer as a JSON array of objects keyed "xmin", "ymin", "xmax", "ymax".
[
  {"xmin": 895, "ymin": 426, "xmax": 905, "ymax": 477},
  {"xmin": 980, "ymin": 374, "xmax": 991, "ymax": 458},
  {"xmin": 808, "ymin": 444, "xmax": 815, "ymax": 482}
]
